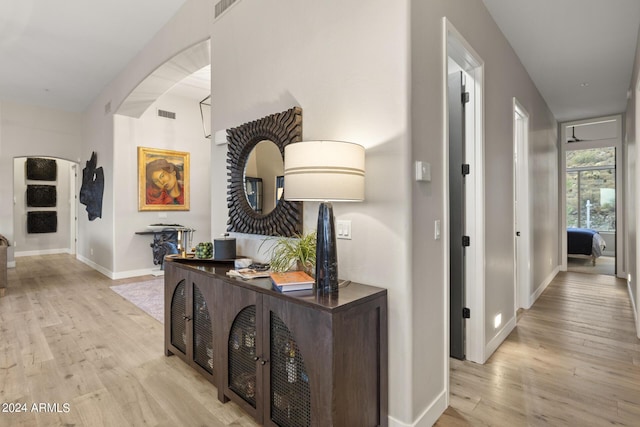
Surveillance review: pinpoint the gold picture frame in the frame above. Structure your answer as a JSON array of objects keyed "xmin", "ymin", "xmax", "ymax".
[{"xmin": 138, "ymin": 147, "xmax": 190, "ymax": 211}]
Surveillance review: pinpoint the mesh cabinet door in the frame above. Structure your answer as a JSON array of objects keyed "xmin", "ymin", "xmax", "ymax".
[
  {"xmin": 170, "ymin": 280, "xmax": 187, "ymax": 354},
  {"xmin": 269, "ymin": 312, "xmax": 311, "ymax": 427},
  {"xmin": 228, "ymin": 305, "xmax": 258, "ymax": 407},
  {"xmin": 193, "ymin": 284, "xmax": 214, "ymax": 374}
]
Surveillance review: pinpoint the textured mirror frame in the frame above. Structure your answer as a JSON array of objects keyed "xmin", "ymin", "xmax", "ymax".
[{"xmin": 226, "ymin": 106, "xmax": 303, "ymax": 236}]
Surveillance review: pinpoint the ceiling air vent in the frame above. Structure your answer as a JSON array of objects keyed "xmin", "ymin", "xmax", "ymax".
[
  {"xmin": 158, "ymin": 109, "xmax": 176, "ymax": 120},
  {"xmin": 215, "ymin": 0, "xmax": 238, "ymax": 19}
]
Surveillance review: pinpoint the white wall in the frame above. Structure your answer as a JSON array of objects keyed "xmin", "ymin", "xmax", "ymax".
[
  {"xmin": 113, "ymin": 93, "xmax": 211, "ymax": 277},
  {"xmin": 210, "ymin": 0, "xmax": 412, "ymax": 423},
  {"xmin": 624, "ymin": 25, "xmax": 640, "ymax": 336},
  {"xmin": 0, "ymin": 101, "xmax": 82, "ymax": 266},
  {"xmin": 411, "ymin": 0, "xmax": 558, "ymax": 423},
  {"xmin": 79, "ymin": 0, "xmax": 212, "ymax": 275},
  {"xmin": 13, "ymin": 157, "xmax": 73, "ymax": 255},
  {"xmin": 16, "ymin": 0, "xmax": 561, "ymax": 424}
]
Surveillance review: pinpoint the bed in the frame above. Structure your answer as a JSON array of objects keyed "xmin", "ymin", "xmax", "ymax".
[{"xmin": 567, "ymin": 227, "xmax": 606, "ymax": 265}]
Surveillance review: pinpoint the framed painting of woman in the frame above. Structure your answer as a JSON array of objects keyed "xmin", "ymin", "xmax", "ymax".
[{"xmin": 138, "ymin": 147, "xmax": 190, "ymax": 211}]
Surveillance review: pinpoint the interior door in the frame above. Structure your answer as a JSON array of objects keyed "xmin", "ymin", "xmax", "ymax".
[
  {"xmin": 449, "ymin": 71, "xmax": 466, "ymax": 360},
  {"xmin": 514, "ymin": 105, "xmax": 530, "ymax": 310}
]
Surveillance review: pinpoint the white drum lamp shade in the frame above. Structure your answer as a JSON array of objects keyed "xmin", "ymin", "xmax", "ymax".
[
  {"xmin": 284, "ymin": 141, "xmax": 365, "ymax": 201},
  {"xmin": 284, "ymin": 141, "xmax": 365, "ymax": 294}
]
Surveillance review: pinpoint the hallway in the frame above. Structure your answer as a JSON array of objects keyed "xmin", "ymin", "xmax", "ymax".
[{"xmin": 437, "ymin": 271, "xmax": 639, "ymax": 426}]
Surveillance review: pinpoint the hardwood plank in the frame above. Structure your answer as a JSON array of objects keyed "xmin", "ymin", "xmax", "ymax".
[
  {"xmin": 2, "ymin": 254, "xmax": 259, "ymax": 427},
  {"xmin": 438, "ymin": 271, "xmax": 640, "ymax": 426},
  {"xmin": 6, "ymin": 255, "xmax": 638, "ymax": 426}
]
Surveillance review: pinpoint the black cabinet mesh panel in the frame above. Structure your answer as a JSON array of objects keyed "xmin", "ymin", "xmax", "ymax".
[
  {"xmin": 228, "ymin": 305, "xmax": 257, "ymax": 407},
  {"xmin": 171, "ymin": 280, "xmax": 187, "ymax": 354},
  {"xmin": 270, "ymin": 313, "xmax": 311, "ymax": 427},
  {"xmin": 193, "ymin": 283, "xmax": 214, "ymax": 374}
]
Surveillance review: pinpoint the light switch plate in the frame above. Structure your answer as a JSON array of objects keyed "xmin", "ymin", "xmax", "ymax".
[
  {"xmin": 415, "ymin": 161, "xmax": 431, "ymax": 182},
  {"xmin": 336, "ymin": 220, "xmax": 352, "ymax": 240}
]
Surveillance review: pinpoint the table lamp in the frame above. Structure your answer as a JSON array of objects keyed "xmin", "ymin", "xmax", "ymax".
[{"xmin": 284, "ymin": 140, "xmax": 365, "ymax": 294}]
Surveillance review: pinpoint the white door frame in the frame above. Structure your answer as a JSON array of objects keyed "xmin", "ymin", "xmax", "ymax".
[
  {"xmin": 560, "ymin": 115, "xmax": 624, "ymax": 279},
  {"xmin": 513, "ymin": 99, "xmax": 531, "ymax": 310},
  {"xmin": 443, "ymin": 18, "xmax": 486, "ymax": 371},
  {"xmin": 69, "ymin": 163, "xmax": 77, "ymax": 255},
  {"xmin": 635, "ymin": 78, "xmax": 640, "ymax": 337}
]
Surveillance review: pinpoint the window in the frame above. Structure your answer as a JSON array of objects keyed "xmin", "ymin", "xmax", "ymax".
[{"xmin": 566, "ymin": 147, "xmax": 615, "ymax": 231}]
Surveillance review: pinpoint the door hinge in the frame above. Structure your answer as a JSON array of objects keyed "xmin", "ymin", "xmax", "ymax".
[
  {"xmin": 462, "ymin": 92, "xmax": 470, "ymax": 104},
  {"xmin": 462, "ymin": 235, "xmax": 470, "ymax": 247},
  {"xmin": 462, "ymin": 164, "xmax": 470, "ymax": 176},
  {"xmin": 463, "ymin": 307, "xmax": 471, "ymax": 319}
]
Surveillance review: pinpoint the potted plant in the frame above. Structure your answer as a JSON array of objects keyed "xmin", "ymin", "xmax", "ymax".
[{"xmin": 262, "ymin": 231, "xmax": 316, "ymax": 275}]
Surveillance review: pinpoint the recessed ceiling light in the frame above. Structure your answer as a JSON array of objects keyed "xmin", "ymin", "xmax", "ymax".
[{"xmin": 580, "ymin": 82, "xmax": 589, "ymax": 87}]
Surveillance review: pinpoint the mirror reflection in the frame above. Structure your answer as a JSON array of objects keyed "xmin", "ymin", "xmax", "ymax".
[{"xmin": 244, "ymin": 140, "xmax": 284, "ymax": 215}]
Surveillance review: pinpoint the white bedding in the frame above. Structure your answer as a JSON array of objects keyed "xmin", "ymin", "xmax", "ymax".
[{"xmin": 592, "ymin": 232, "xmax": 606, "ymax": 258}]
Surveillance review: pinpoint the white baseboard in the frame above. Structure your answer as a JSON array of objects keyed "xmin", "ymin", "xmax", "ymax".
[
  {"xmin": 482, "ymin": 265, "xmax": 560, "ymax": 363},
  {"xmin": 15, "ymin": 248, "xmax": 70, "ymax": 257},
  {"xmin": 76, "ymin": 254, "xmax": 113, "ymax": 278},
  {"xmin": 111, "ymin": 268, "xmax": 163, "ymax": 280},
  {"xmin": 627, "ymin": 278, "xmax": 639, "ymax": 338},
  {"xmin": 389, "ymin": 389, "xmax": 447, "ymax": 427},
  {"xmin": 485, "ymin": 314, "xmax": 517, "ymax": 360},
  {"xmin": 76, "ymin": 254, "xmax": 163, "ymax": 280},
  {"xmin": 528, "ymin": 265, "xmax": 560, "ymax": 308}
]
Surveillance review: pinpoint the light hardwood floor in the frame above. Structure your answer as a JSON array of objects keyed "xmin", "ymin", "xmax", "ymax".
[
  {"xmin": 2, "ymin": 256, "xmax": 639, "ymax": 426},
  {"xmin": 436, "ymin": 271, "xmax": 640, "ymax": 426},
  {"xmin": 0, "ymin": 254, "xmax": 259, "ymax": 427}
]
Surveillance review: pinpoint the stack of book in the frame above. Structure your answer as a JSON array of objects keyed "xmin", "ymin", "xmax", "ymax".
[
  {"xmin": 269, "ymin": 271, "xmax": 315, "ymax": 292},
  {"xmin": 226, "ymin": 268, "xmax": 271, "ymax": 280}
]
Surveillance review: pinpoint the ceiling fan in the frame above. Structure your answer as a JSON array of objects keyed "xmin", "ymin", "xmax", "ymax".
[{"xmin": 567, "ymin": 126, "xmax": 582, "ymax": 143}]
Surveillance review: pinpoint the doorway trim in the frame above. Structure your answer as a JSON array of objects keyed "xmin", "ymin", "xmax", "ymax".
[
  {"xmin": 69, "ymin": 163, "xmax": 78, "ymax": 255},
  {"xmin": 12, "ymin": 156, "xmax": 79, "ymax": 257},
  {"xmin": 635, "ymin": 78, "xmax": 640, "ymax": 337},
  {"xmin": 443, "ymin": 17, "xmax": 486, "ymax": 370},
  {"xmin": 513, "ymin": 99, "xmax": 531, "ymax": 310},
  {"xmin": 559, "ymin": 115, "xmax": 624, "ymax": 279}
]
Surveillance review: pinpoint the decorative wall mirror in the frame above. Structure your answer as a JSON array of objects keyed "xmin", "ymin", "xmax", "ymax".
[{"xmin": 227, "ymin": 106, "xmax": 303, "ymax": 236}]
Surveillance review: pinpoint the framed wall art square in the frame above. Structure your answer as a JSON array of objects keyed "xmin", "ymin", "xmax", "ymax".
[{"xmin": 138, "ymin": 147, "xmax": 190, "ymax": 211}]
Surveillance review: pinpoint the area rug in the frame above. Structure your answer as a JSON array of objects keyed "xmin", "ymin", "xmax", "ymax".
[{"xmin": 110, "ymin": 279, "xmax": 164, "ymax": 323}]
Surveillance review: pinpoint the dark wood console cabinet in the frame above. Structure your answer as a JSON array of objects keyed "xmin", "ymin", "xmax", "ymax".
[
  {"xmin": 164, "ymin": 266, "xmax": 218, "ymax": 384},
  {"xmin": 164, "ymin": 259, "xmax": 388, "ymax": 427}
]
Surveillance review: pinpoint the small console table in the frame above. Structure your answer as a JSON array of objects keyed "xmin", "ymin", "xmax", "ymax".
[
  {"xmin": 164, "ymin": 258, "xmax": 388, "ymax": 427},
  {"xmin": 135, "ymin": 225, "xmax": 195, "ymax": 267}
]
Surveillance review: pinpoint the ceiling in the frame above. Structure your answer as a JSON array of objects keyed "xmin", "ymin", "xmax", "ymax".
[
  {"xmin": 0, "ymin": 1, "xmax": 639, "ymax": 123},
  {"xmin": 0, "ymin": 0, "xmax": 188, "ymax": 112},
  {"xmin": 482, "ymin": 0, "xmax": 640, "ymax": 123}
]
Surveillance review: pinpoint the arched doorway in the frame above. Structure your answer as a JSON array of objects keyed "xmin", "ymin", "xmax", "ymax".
[{"xmin": 12, "ymin": 156, "xmax": 78, "ymax": 259}]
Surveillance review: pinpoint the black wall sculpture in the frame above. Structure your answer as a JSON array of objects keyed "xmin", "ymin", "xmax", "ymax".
[{"xmin": 79, "ymin": 152, "xmax": 104, "ymax": 221}]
